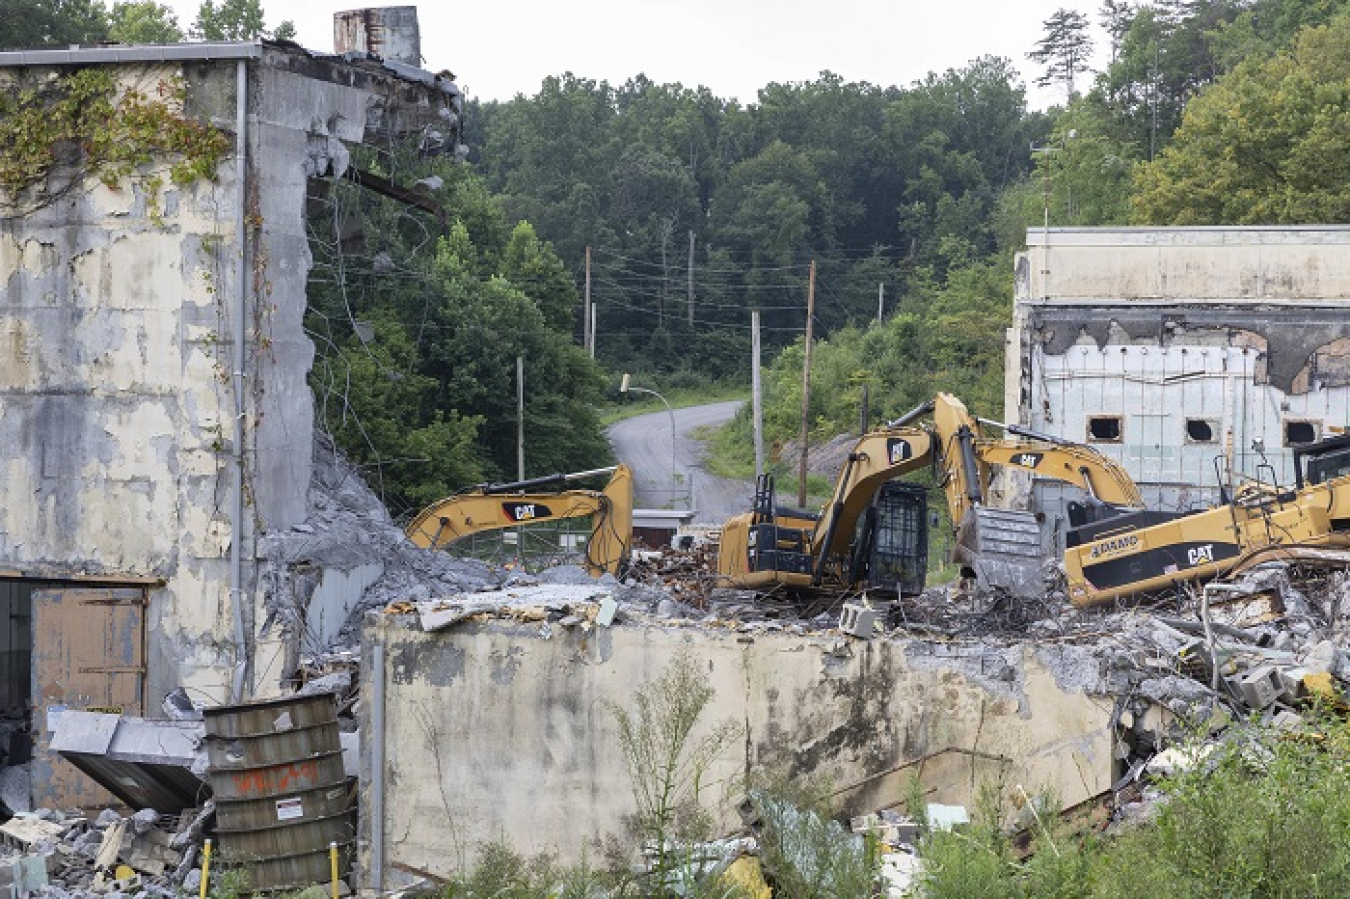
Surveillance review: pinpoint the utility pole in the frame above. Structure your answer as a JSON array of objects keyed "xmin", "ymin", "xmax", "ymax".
[
  {"xmin": 751, "ymin": 310, "xmax": 764, "ymax": 478},
  {"xmin": 687, "ymin": 229, "xmax": 695, "ymax": 326},
  {"xmin": 877, "ymin": 282, "xmax": 884, "ymax": 325},
  {"xmin": 584, "ymin": 247, "xmax": 593, "ymax": 357},
  {"xmin": 516, "ymin": 356, "xmax": 525, "ymax": 480},
  {"xmin": 516, "ymin": 355, "xmax": 525, "ymax": 565},
  {"xmin": 797, "ymin": 259, "xmax": 816, "ymax": 507}
]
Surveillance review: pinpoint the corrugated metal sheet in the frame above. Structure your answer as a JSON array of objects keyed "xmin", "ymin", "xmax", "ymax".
[
  {"xmin": 1028, "ymin": 343, "xmax": 1350, "ymax": 490},
  {"xmin": 51, "ymin": 711, "xmax": 207, "ymax": 814}
]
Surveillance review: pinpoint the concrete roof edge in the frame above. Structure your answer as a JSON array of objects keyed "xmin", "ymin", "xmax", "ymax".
[
  {"xmin": 0, "ymin": 39, "xmax": 462, "ymax": 97},
  {"xmin": 0, "ymin": 39, "xmax": 264, "ymax": 66}
]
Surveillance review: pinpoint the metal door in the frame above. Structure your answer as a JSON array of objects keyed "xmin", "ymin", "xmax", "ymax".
[{"xmin": 31, "ymin": 587, "xmax": 145, "ymax": 809}]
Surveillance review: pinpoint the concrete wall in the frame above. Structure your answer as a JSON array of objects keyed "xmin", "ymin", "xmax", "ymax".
[
  {"xmin": 1018, "ymin": 225, "xmax": 1350, "ymax": 305},
  {"xmin": 0, "ymin": 44, "xmax": 459, "ymax": 726},
  {"xmin": 358, "ymin": 616, "xmax": 1114, "ymax": 882},
  {"xmin": 1010, "ymin": 227, "xmax": 1350, "ymax": 504}
]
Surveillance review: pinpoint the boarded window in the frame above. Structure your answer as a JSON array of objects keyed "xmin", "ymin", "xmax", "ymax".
[
  {"xmin": 1186, "ymin": 419, "xmax": 1217, "ymax": 443},
  {"xmin": 1087, "ymin": 416, "xmax": 1123, "ymax": 442},
  {"xmin": 1285, "ymin": 421, "xmax": 1320, "ymax": 446}
]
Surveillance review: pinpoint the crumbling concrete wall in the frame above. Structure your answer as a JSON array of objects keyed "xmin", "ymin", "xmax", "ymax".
[
  {"xmin": 0, "ymin": 44, "xmax": 461, "ymax": 787},
  {"xmin": 357, "ymin": 616, "xmax": 1114, "ymax": 881},
  {"xmin": 1009, "ymin": 227, "xmax": 1350, "ymax": 521}
]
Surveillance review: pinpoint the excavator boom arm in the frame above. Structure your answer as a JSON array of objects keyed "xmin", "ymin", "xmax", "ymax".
[
  {"xmin": 974, "ymin": 440, "xmax": 1144, "ymax": 507},
  {"xmin": 406, "ymin": 464, "xmax": 633, "ymax": 577}
]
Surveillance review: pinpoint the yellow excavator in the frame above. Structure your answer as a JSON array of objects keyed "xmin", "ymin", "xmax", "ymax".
[
  {"xmin": 716, "ymin": 393, "xmax": 1144, "ymax": 597},
  {"xmin": 406, "ymin": 465, "xmax": 633, "ymax": 577},
  {"xmin": 1065, "ymin": 435, "xmax": 1350, "ymax": 607}
]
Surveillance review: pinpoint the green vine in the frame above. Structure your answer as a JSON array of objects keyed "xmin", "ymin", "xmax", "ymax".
[{"xmin": 0, "ymin": 68, "xmax": 230, "ymax": 200}]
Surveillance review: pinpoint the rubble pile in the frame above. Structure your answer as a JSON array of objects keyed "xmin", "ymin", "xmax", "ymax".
[
  {"xmin": 8, "ymin": 434, "xmax": 1350, "ymax": 897},
  {"xmin": 0, "ymin": 807, "xmax": 209, "ymax": 899}
]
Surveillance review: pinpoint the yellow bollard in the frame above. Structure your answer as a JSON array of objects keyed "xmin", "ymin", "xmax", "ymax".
[
  {"xmin": 199, "ymin": 839, "xmax": 212, "ymax": 899},
  {"xmin": 329, "ymin": 841, "xmax": 339, "ymax": 899}
]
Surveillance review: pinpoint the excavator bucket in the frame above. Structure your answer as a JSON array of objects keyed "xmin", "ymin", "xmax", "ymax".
[{"xmin": 954, "ymin": 507, "xmax": 1045, "ymax": 598}]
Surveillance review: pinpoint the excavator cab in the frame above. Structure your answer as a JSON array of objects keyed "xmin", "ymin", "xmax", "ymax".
[
  {"xmin": 1296, "ymin": 434, "xmax": 1350, "ymax": 487},
  {"xmin": 854, "ymin": 481, "xmax": 929, "ymax": 595}
]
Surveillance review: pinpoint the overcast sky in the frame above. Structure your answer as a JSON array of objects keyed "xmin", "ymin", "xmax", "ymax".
[{"xmin": 165, "ymin": 0, "xmax": 1104, "ymax": 109}]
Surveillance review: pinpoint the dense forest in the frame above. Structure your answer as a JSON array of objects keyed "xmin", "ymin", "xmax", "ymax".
[{"xmin": 4, "ymin": 0, "xmax": 1350, "ymax": 515}]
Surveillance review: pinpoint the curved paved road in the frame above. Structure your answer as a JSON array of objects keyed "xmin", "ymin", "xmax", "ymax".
[{"xmin": 606, "ymin": 400, "xmax": 758, "ymax": 524}]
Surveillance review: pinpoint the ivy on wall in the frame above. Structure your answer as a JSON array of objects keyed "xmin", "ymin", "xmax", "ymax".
[{"xmin": 0, "ymin": 68, "xmax": 229, "ymax": 202}]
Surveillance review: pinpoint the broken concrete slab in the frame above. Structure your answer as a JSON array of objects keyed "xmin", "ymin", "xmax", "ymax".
[
  {"xmin": 0, "ymin": 817, "xmax": 65, "ymax": 850},
  {"xmin": 1302, "ymin": 639, "xmax": 1348, "ymax": 679},
  {"xmin": 0, "ymin": 855, "xmax": 48, "ymax": 898},
  {"xmin": 1233, "ymin": 665, "xmax": 1282, "ymax": 710},
  {"xmin": 840, "ymin": 603, "xmax": 877, "ymax": 639},
  {"xmin": 118, "ymin": 821, "xmax": 178, "ymax": 876},
  {"xmin": 50, "ymin": 712, "xmax": 206, "ymax": 814},
  {"xmin": 415, "ymin": 583, "xmax": 616, "ymax": 632}
]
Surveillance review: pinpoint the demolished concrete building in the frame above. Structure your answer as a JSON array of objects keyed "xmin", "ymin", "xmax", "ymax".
[
  {"xmin": 0, "ymin": 38, "xmax": 465, "ymax": 809},
  {"xmin": 1008, "ymin": 226, "xmax": 1350, "ymax": 550},
  {"xmin": 5, "ymin": 29, "xmax": 1350, "ymax": 898}
]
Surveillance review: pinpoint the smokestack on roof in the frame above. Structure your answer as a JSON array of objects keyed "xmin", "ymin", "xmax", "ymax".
[{"xmin": 334, "ymin": 7, "xmax": 421, "ymax": 67}]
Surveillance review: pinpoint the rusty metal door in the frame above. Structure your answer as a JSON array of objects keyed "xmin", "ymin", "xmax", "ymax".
[{"xmin": 31, "ymin": 587, "xmax": 146, "ymax": 810}]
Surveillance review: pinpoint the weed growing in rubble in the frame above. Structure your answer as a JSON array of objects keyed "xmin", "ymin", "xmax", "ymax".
[
  {"xmin": 607, "ymin": 649, "xmax": 743, "ymax": 889},
  {"xmin": 747, "ymin": 786, "xmax": 881, "ymax": 899},
  {"xmin": 917, "ymin": 713, "xmax": 1350, "ymax": 898},
  {"xmin": 441, "ymin": 840, "xmax": 570, "ymax": 898},
  {"xmin": 1090, "ymin": 714, "xmax": 1350, "ymax": 899}
]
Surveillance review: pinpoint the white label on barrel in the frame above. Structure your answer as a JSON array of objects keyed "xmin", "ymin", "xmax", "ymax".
[{"xmin": 275, "ymin": 797, "xmax": 304, "ymax": 821}]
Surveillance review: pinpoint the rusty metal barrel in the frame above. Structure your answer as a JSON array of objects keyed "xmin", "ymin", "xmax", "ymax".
[{"xmin": 203, "ymin": 694, "xmax": 353, "ymax": 891}]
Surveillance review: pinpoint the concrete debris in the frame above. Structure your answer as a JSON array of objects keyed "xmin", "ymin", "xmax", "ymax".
[
  {"xmin": 296, "ymin": 671, "xmax": 354, "ymax": 698},
  {"xmin": 159, "ymin": 689, "xmax": 201, "ymax": 721},
  {"xmin": 0, "ymin": 804, "xmax": 264, "ymax": 899},
  {"xmin": 851, "ymin": 810, "xmax": 920, "ymax": 847},
  {"xmin": 412, "ymin": 583, "xmax": 615, "ymax": 633},
  {"xmin": 0, "ymin": 817, "xmax": 65, "ymax": 850},
  {"xmin": 1146, "ymin": 743, "xmax": 1218, "ymax": 778},
  {"xmin": 0, "ymin": 854, "xmax": 48, "ymax": 898},
  {"xmin": 0, "ymin": 767, "xmax": 30, "ymax": 817},
  {"xmin": 839, "ymin": 603, "xmax": 877, "ymax": 639},
  {"xmin": 925, "ymin": 803, "xmax": 970, "ymax": 832}
]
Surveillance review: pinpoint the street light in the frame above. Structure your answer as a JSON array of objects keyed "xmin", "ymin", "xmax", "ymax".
[{"xmin": 620, "ymin": 373, "xmax": 678, "ymax": 497}]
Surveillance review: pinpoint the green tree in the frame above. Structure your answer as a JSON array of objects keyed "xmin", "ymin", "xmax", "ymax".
[
  {"xmin": 479, "ymin": 74, "xmax": 620, "ymax": 265},
  {"xmin": 192, "ymin": 0, "xmax": 291, "ymax": 40},
  {"xmin": 0, "ymin": 0, "xmax": 108, "ymax": 48},
  {"xmin": 107, "ymin": 0, "xmax": 181, "ymax": 42},
  {"xmin": 1029, "ymin": 8, "xmax": 1096, "ymax": 100},
  {"xmin": 1099, "ymin": 0, "xmax": 1135, "ymax": 64},
  {"xmin": 501, "ymin": 221, "xmax": 582, "ymax": 334},
  {"xmin": 884, "ymin": 57, "xmax": 1043, "ymax": 271},
  {"xmin": 1133, "ymin": 13, "xmax": 1350, "ymax": 224},
  {"xmin": 305, "ymin": 143, "xmax": 611, "ymax": 511},
  {"xmin": 752, "ymin": 72, "xmax": 902, "ymax": 249},
  {"xmin": 310, "ymin": 312, "xmax": 488, "ymax": 512},
  {"xmin": 426, "ymin": 231, "xmax": 610, "ymax": 476},
  {"xmin": 1208, "ymin": 0, "xmax": 1344, "ymax": 70}
]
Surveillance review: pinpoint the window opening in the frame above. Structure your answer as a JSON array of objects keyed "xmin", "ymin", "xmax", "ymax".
[{"xmin": 1088, "ymin": 416, "xmax": 1123, "ymax": 442}]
